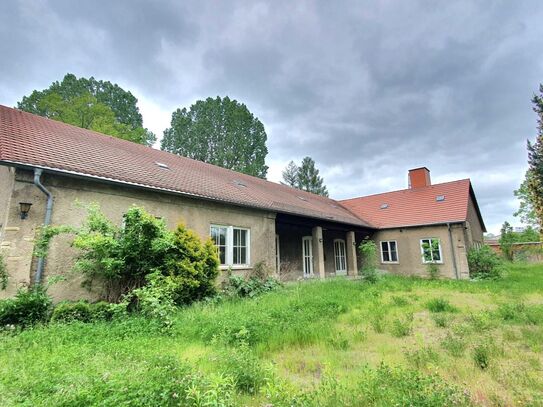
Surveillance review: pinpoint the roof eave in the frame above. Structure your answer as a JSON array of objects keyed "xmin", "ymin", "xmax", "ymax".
[
  {"xmin": 376, "ymin": 220, "xmax": 466, "ymax": 230},
  {"xmin": 0, "ymin": 160, "xmax": 370, "ymax": 229}
]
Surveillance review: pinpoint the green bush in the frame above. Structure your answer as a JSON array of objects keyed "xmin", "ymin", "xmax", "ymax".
[
  {"xmin": 472, "ymin": 343, "xmax": 490, "ymax": 369},
  {"xmin": 51, "ymin": 301, "xmax": 92, "ymax": 323},
  {"xmin": 427, "ymin": 262, "xmax": 440, "ymax": 279},
  {"xmin": 216, "ymin": 343, "xmax": 269, "ymax": 394},
  {"xmin": 0, "ymin": 287, "xmax": 52, "ymax": 327},
  {"xmin": 359, "ymin": 238, "xmax": 379, "ymax": 283},
  {"xmin": 426, "ymin": 298, "xmax": 457, "ymax": 313},
  {"xmin": 223, "ymin": 275, "xmax": 282, "ymax": 298},
  {"xmin": 390, "ymin": 313, "xmax": 413, "ymax": 337},
  {"xmin": 51, "ymin": 301, "xmax": 115, "ymax": 323},
  {"xmin": 440, "ymin": 333, "xmax": 466, "ymax": 357},
  {"xmin": 467, "ymin": 245, "xmax": 503, "ymax": 280},
  {"xmin": 72, "ymin": 205, "xmax": 219, "ymax": 304}
]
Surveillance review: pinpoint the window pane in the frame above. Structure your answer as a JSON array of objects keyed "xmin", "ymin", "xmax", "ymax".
[
  {"xmin": 381, "ymin": 241, "xmax": 390, "ymax": 262},
  {"xmin": 421, "ymin": 239, "xmax": 432, "ymax": 262},
  {"xmin": 390, "ymin": 241, "xmax": 398, "ymax": 262},
  {"xmin": 240, "ymin": 247, "xmax": 247, "ymax": 264},
  {"xmin": 431, "ymin": 239, "xmax": 441, "ymax": 261},
  {"xmin": 219, "ymin": 246, "xmax": 226, "ymax": 265}
]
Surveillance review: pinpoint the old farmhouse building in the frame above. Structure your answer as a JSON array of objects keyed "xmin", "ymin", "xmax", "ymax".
[{"xmin": 0, "ymin": 106, "xmax": 485, "ymax": 300}]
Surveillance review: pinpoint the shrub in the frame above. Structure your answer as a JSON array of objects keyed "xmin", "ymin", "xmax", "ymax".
[
  {"xmin": 50, "ymin": 301, "xmax": 115, "ymax": 323},
  {"xmin": 359, "ymin": 238, "xmax": 379, "ymax": 283},
  {"xmin": 472, "ymin": 343, "xmax": 490, "ymax": 369},
  {"xmin": 51, "ymin": 301, "xmax": 92, "ymax": 323},
  {"xmin": 405, "ymin": 346, "xmax": 440, "ymax": 369},
  {"xmin": 216, "ymin": 342, "xmax": 269, "ymax": 394},
  {"xmin": 427, "ymin": 262, "xmax": 440, "ymax": 280},
  {"xmin": 223, "ymin": 275, "xmax": 282, "ymax": 298},
  {"xmin": 426, "ymin": 298, "xmax": 457, "ymax": 313},
  {"xmin": 0, "ymin": 252, "xmax": 7, "ymax": 290},
  {"xmin": 126, "ymin": 271, "xmax": 178, "ymax": 331},
  {"xmin": 440, "ymin": 333, "xmax": 466, "ymax": 357},
  {"xmin": 390, "ymin": 313, "xmax": 413, "ymax": 337},
  {"xmin": 467, "ymin": 245, "xmax": 503, "ymax": 280},
  {"xmin": 72, "ymin": 205, "xmax": 219, "ymax": 304},
  {"xmin": 0, "ymin": 287, "xmax": 52, "ymax": 327}
]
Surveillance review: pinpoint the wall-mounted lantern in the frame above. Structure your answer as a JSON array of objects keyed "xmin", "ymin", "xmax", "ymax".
[{"xmin": 19, "ymin": 202, "xmax": 32, "ymax": 219}]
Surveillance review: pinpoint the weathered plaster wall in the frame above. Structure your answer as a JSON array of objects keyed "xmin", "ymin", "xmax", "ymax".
[
  {"xmin": 0, "ymin": 168, "xmax": 276, "ymax": 301},
  {"xmin": 373, "ymin": 223, "xmax": 470, "ymax": 279},
  {"xmin": 466, "ymin": 196, "xmax": 484, "ymax": 247}
]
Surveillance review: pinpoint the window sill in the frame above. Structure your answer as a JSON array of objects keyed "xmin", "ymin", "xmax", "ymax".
[
  {"xmin": 422, "ymin": 262, "xmax": 443, "ymax": 265},
  {"xmin": 381, "ymin": 261, "xmax": 399, "ymax": 265},
  {"xmin": 219, "ymin": 265, "xmax": 253, "ymax": 270}
]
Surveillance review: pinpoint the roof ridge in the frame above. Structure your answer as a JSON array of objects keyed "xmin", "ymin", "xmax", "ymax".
[{"xmin": 339, "ymin": 178, "xmax": 471, "ymax": 202}]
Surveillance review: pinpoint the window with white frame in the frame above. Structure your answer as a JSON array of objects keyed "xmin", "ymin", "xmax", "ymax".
[
  {"xmin": 333, "ymin": 239, "xmax": 347, "ymax": 273},
  {"xmin": 210, "ymin": 225, "xmax": 250, "ymax": 266},
  {"xmin": 380, "ymin": 240, "xmax": 398, "ymax": 263},
  {"xmin": 420, "ymin": 238, "xmax": 442, "ymax": 263}
]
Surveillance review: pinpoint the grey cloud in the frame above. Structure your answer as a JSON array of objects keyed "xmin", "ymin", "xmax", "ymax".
[{"xmin": 1, "ymin": 0, "xmax": 542, "ymax": 233}]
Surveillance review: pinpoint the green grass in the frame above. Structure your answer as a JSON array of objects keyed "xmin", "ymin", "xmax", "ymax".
[{"xmin": 1, "ymin": 263, "xmax": 543, "ymax": 406}]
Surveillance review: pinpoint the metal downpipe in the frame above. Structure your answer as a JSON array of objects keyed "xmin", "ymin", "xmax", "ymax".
[
  {"xmin": 33, "ymin": 169, "xmax": 53, "ymax": 285},
  {"xmin": 447, "ymin": 222, "xmax": 459, "ymax": 280}
]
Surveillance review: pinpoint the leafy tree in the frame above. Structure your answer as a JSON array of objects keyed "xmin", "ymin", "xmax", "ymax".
[
  {"xmin": 527, "ymin": 84, "xmax": 543, "ymax": 234},
  {"xmin": 297, "ymin": 157, "xmax": 329, "ymax": 197},
  {"xmin": 514, "ymin": 171, "xmax": 538, "ymax": 227},
  {"xmin": 499, "ymin": 221, "xmax": 515, "ymax": 261},
  {"xmin": 17, "ymin": 73, "xmax": 155, "ymax": 145},
  {"xmin": 72, "ymin": 205, "xmax": 219, "ymax": 303},
  {"xmin": 282, "ymin": 161, "xmax": 299, "ymax": 187},
  {"xmin": 161, "ymin": 96, "xmax": 268, "ymax": 178}
]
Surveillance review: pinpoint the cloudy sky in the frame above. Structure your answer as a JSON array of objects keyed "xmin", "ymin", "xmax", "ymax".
[{"xmin": 1, "ymin": 0, "xmax": 542, "ymax": 233}]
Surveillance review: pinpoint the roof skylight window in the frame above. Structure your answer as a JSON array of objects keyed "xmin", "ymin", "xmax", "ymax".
[
  {"xmin": 155, "ymin": 162, "xmax": 170, "ymax": 169},
  {"xmin": 297, "ymin": 196, "xmax": 307, "ymax": 201},
  {"xmin": 380, "ymin": 203, "xmax": 389, "ymax": 209},
  {"xmin": 436, "ymin": 195, "xmax": 445, "ymax": 202},
  {"xmin": 233, "ymin": 180, "xmax": 247, "ymax": 187}
]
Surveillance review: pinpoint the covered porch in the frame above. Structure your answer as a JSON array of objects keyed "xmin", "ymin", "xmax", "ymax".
[{"xmin": 275, "ymin": 213, "xmax": 373, "ymax": 280}]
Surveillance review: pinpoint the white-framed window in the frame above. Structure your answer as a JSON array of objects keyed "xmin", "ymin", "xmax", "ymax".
[
  {"xmin": 333, "ymin": 239, "xmax": 347, "ymax": 274},
  {"xmin": 302, "ymin": 236, "xmax": 313, "ymax": 277},
  {"xmin": 420, "ymin": 238, "xmax": 443, "ymax": 263},
  {"xmin": 380, "ymin": 240, "xmax": 398, "ymax": 263},
  {"xmin": 210, "ymin": 225, "xmax": 250, "ymax": 267}
]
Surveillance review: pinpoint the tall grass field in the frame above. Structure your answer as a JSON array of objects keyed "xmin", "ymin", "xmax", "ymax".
[{"xmin": 1, "ymin": 263, "xmax": 542, "ymax": 406}]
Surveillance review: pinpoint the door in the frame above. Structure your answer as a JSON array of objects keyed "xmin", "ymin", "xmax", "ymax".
[
  {"xmin": 334, "ymin": 239, "xmax": 347, "ymax": 275},
  {"xmin": 302, "ymin": 236, "xmax": 313, "ymax": 277}
]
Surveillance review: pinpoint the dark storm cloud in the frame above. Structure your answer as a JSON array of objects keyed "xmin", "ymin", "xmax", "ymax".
[{"xmin": 1, "ymin": 0, "xmax": 542, "ymax": 232}]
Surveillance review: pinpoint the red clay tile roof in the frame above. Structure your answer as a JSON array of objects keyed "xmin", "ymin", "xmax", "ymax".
[
  {"xmin": 0, "ymin": 105, "xmax": 370, "ymax": 227},
  {"xmin": 340, "ymin": 179, "xmax": 486, "ymax": 231}
]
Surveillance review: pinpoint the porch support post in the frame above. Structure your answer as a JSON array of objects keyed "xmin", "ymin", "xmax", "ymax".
[
  {"xmin": 312, "ymin": 226, "xmax": 325, "ymax": 279},
  {"xmin": 346, "ymin": 231, "xmax": 358, "ymax": 276}
]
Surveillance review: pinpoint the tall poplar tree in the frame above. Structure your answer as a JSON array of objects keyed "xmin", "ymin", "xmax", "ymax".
[{"xmin": 161, "ymin": 96, "xmax": 268, "ymax": 178}]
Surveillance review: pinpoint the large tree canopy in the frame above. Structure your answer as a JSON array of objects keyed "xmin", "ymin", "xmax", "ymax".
[
  {"xmin": 514, "ymin": 171, "xmax": 538, "ymax": 228},
  {"xmin": 161, "ymin": 96, "xmax": 268, "ymax": 178},
  {"xmin": 526, "ymin": 84, "xmax": 543, "ymax": 232},
  {"xmin": 281, "ymin": 157, "xmax": 329, "ymax": 197},
  {"xmin": 17, "ymin": 73, "xmax": 155, "ymax": 146}
]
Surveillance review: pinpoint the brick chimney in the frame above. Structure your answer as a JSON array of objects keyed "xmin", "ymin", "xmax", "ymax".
[{"xmin": 408, "ymin": 167, "xmax": 431, "ymax": 189}]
